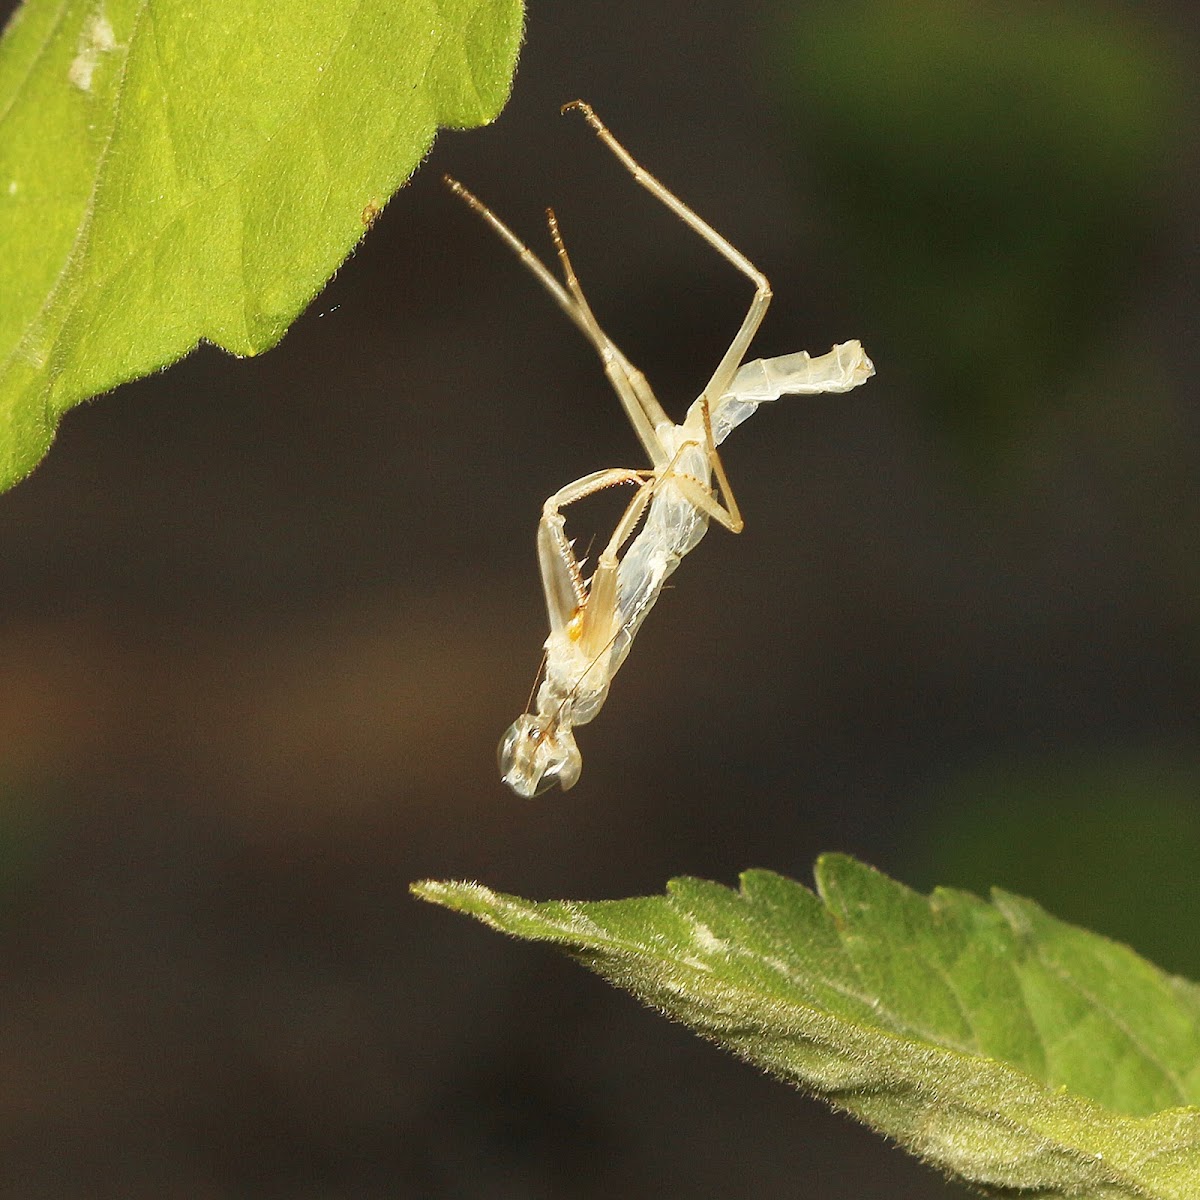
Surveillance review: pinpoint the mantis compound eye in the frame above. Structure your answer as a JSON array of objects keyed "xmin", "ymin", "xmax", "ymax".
[{"xmin": 498, "ymin": 715, "xmax": 582, "ymax": 798}]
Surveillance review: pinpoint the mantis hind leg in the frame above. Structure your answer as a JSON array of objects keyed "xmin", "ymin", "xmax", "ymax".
[{"xmin": 563, "ymin": 100, "xmax": 772, "ymax": 407}]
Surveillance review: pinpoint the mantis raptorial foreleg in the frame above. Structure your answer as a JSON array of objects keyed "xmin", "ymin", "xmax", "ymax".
[{"xmin": 535, "ymin": 466, "xmax": 651, "ymax": 640}]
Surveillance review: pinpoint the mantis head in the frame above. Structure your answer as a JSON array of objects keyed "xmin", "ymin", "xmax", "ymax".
[{"xmin": 498, "ymin": 713, "xmax": 582, "ymax": 797}]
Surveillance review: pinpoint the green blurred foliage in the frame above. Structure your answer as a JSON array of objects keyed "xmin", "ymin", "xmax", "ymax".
[
  {"xmin": 778, "ymin": 0, "xmax": 1181, "ymax": 453},
  {"xmin": 905, "ymin": 751, "xmax": 1200, "ymax": 979}
]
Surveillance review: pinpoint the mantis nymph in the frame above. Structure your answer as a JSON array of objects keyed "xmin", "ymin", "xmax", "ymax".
[{"xmin": 447, "ymin": 102, "xmax": 874, "ymax": 797}]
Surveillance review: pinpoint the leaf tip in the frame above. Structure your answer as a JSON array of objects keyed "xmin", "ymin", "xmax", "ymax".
[{"xmin": 410, "ymin": 878, "xmax": 501, "ymax": 913}]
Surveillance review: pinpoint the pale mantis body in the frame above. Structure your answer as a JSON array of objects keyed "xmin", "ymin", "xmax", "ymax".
[{"xmin": 447, "ymin": 102, "xmax": 874, "ymax": 797}]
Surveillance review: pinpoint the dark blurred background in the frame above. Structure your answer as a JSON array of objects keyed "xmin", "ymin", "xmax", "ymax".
[{"xmin": 1, "ymin": 1, "xmax": 1198, "ymax": 1196}]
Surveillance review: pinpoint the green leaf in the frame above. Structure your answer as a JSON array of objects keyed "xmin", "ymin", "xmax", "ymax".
[
  {"xmin": 0, "ymin": 0, "xmax": 524, "ymax": 493},
  {"xmin": 413, "ymin": 856, "xmax": 1200, "ymax": 1199}
]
